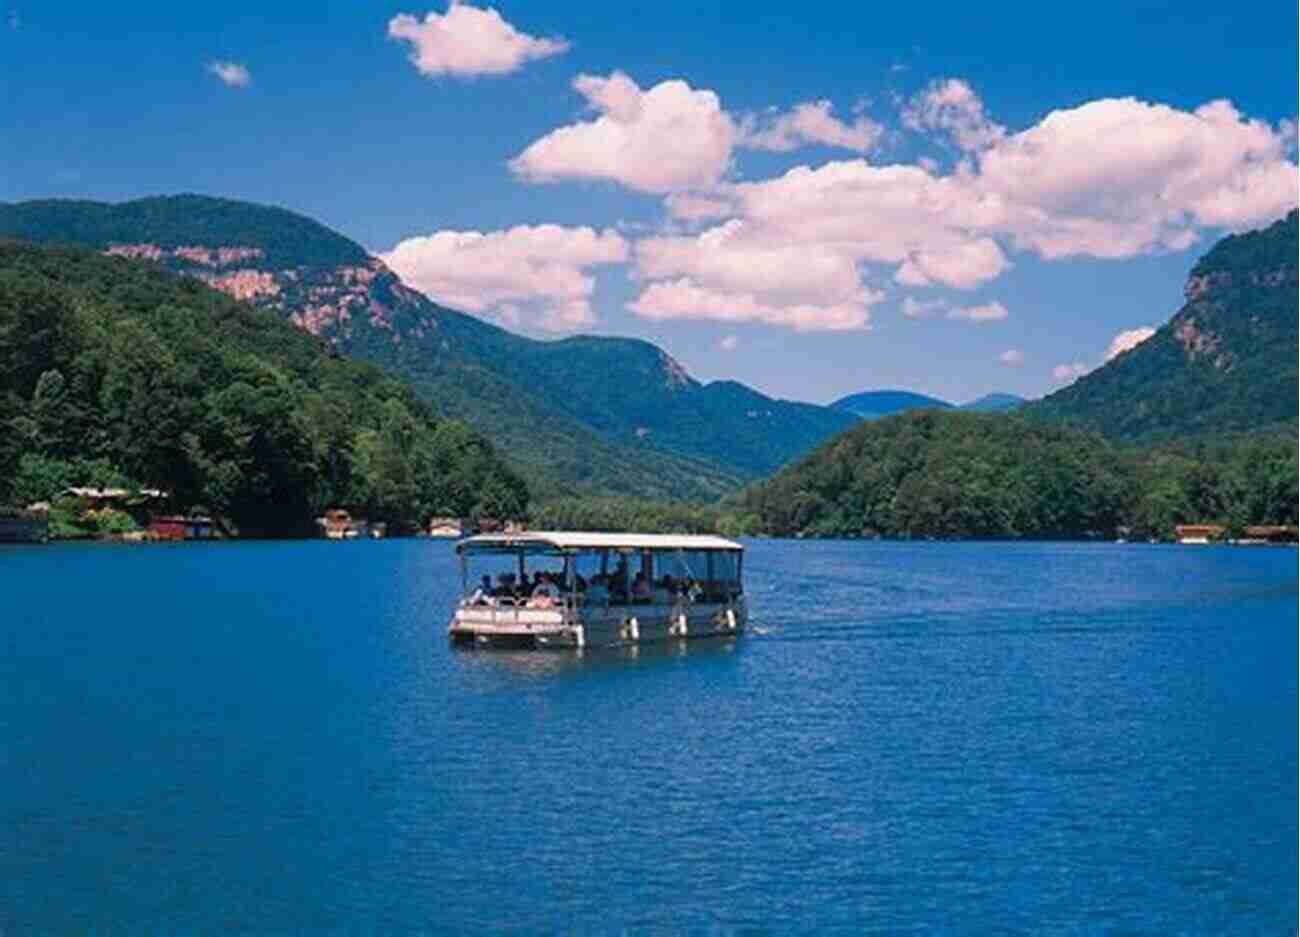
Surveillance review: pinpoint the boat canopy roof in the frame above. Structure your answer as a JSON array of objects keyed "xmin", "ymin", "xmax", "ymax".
[{"xmin": 456, "ymin": 530, "xmax": 743, "ymax": 555}]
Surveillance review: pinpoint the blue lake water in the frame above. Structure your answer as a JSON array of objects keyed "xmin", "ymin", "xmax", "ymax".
[{"xmin": 1, "ymin": 539, "xmax": 1295, "ymax": 933}]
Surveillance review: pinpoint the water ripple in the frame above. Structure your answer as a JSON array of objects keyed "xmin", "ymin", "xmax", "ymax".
[{"xmin": 0, "ymin": 539, "xmax": 1295, "ymax": 933}]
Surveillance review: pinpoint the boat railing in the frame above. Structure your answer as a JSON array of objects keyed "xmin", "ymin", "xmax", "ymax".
[
  {"xmin": 456, "ymin": 588, "xmax": 742, "ymax": 625},
  {"xmin": 457, "ymin": 594, "xmax": 577, "ymax": 627}
]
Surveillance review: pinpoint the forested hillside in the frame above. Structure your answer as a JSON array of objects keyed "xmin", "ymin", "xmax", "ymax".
[
  {"xmin": 1025, "ymin": 211, "xmax": 1298, "ymax": 441},
  {"xmin": 732, "ymin": 410, "xmax": 1297, "ymax": 540},
  {"xmin": 0, "ymin": 241, "xmax": 527, "ymax": 535},
  {"xmin": 0, "ymin": 195, "xmax": 858, "ymax": 496},
  {"xmin": 0, "ymin": 196, "xmax": 368, "ymax": 269}
]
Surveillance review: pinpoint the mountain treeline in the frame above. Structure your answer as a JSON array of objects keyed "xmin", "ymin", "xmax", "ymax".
[
  {"xmin": 730, "ymin": 410, "xmax": 1298, "ymax": 540},
  {"xmin": 1024, "ymin": 210, "xmax": 1298, "ymax": 442},
  {"xmin": 529, "ymin": 496, "xmax": 726, "ymax": 536},
  {"xmin": 0, "ymin": 196, "xmax": 368, "ymax": 269},
  {"xmin": 0, "ymin": 241, "xmax": 527, "ymax": 535},
  {"xmin": 528, "ymin": 413, "xmax": 1299, "ymax": 541},
  {"xmin": 0, "ymin": 195, "xmax": 860, "ymax": 501}
]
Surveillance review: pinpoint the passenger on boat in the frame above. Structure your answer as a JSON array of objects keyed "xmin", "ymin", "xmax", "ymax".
[
  {"xmin": 528, "ymin": 574, "xmax": 556, "ymax": 608},
  {"xmin": 470, "ymin": 575, "xmax": 495, "ymax": 605},
  {"xmin": 496, "ymin": 573, "xmax": 522, "ymax": 603},
  {"xmin": 631, "ymin": 571, "xmax": 652, "ymax": 601}
]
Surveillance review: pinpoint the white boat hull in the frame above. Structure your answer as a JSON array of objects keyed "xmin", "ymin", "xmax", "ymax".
[{"xmin": 448, "ymin": 598, "xmax": 747, "ymax": 649}]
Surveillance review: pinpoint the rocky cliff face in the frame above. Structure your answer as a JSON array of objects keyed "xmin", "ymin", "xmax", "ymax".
[
  {"xmin": 1173, "ymin": 225, "xmax": 1299, "ymax": 372},
  {"xmin": 102, "ymin": 241, "xmax": 437, "ymax": 348},
  {"xmin": 1183, "ymin": 266, "xmax": 1297, "ymax": 301},
  {"xmin": 1024, "ymin": 210, "xmax": 1299, "ymax": 442}
]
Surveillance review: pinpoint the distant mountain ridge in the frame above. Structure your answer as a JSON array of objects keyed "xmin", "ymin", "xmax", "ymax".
[
  {"xmin": 0, "ymin": 195, "xmax": 860, "ymax": 499},
  {"xmin": 1024, "ymin": 211, "xmax": 1298, "ymax": 442},
  {"xmin": 960, "ymin": 392, "xmax": 1025, "ymax": 413},
  {"xmin": 829, "ymin": 389, "xmax": 1024, "ymax": 419},
  {"xmin": 830, "ymin": 389, "xmax": 953, "ymax": 419}
]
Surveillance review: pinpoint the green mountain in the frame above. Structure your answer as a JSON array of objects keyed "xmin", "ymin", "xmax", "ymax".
[
  {"xmin": 734, "ymin": 409, "xmax": 1297, "ymax": 540},
  {"xmin": 1025, "ymin": 211, "xmax": 1298, "ymax": 442},
  {"xmin": 742, "ymin": 214, "xmax": 1300, "ymax": 541},
  {"xmin": 0, "ymin": 197, "xmax": 368, "ymax": 269},
  {"xmin": 0, "ymin": 195, "xmax": 859, "ymax": 499},
  {"xmin": 0, "ymin": 240, "xmax": 527, "ymax": 535},
  {"xmin": 959, "ymin": 392, "xmax": 1025, "ymax": 412},
  {"xmin": 829, "ymin": 389, "xmax": 953, "ymax": 419}
]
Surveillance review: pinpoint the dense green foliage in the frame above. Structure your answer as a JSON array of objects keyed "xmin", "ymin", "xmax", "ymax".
[
  {"xmin": 0, "ymin": 195, "xmax": 860, "ymax": 497},
  {"xmin": 1120, "ymin": 435, "xmax": 1299, "ymax": 538},
  {"xmin": 1189, "ymin": 211, "xmax": 1298, "ymax": 279},
  {"xmin": 0, "ymin": 195, "xmax": 368, "ymax": 269},
  {"xmin": 438, "ymin": 329, "xmax": 860, "ymax": 478},
  {"xmin": 1025, "ymin": 211, "xmax": 1298, "ymax": 442},
  {"xmin": 357, "ymin": 312, "xmax": 747, "ymax": 503},
  {"xmin": 530, "ymin": 496, "xmax": 725, "ymax": 535},
  {"xmin": 0, "ymin": 241, "xmax": 527, "ymax": 535},
  {"xmin": 733, "ymin": 410, "xmax": 1297, "ymax": 540},
  {"xmin": 5, "ymin": 197, "xmax": 1293, "ymax": 538}
]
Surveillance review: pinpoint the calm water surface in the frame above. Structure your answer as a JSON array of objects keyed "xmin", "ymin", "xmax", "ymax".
[{"xmin": 2, "ymin": 539, "xmax": 1295, "ymax": 933}]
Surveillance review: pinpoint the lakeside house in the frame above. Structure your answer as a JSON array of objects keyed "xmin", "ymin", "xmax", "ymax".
[
  {"xmin": 427, "ymin": 516, "xmax": 463, "ymax": 538},
  {"xmin": 1174, "ymin": 523, "xmax": 1298, "ymax": 545},
  {"xmin": 318, "ymin": 509, "xmax": 385, "ymax": 540},
  {"xmin": 57, "ymin": 487, "xmax": 220, "ymax": 542},
  {"xmin": 63, "ymin": 486, "xmax": 168, "ymax": 507},
  {"xmin": 1175, "ymin": 524, "xmax": 1224, "ymax": 544},
  {"xmin": 1238, "ymin": 525, "xmax": 1299, "ymax": 544},
  {"xmin": 148, "ymin": 515, "xmax": 217, "ymax": 541}
]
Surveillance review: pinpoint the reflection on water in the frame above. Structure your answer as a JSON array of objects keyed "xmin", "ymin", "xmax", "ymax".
[
  {"xmin": 449, "ymin": 634, "xmax": 743, "ymax": 680},
  {"xmin": 1, "ymin": 538, "xmax": 1295, "ymax": 933}
]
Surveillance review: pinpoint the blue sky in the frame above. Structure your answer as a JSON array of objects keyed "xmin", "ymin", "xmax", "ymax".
[{"xmin": 3, "ymin": 1, "xmax": 1296, "ymax": 404}]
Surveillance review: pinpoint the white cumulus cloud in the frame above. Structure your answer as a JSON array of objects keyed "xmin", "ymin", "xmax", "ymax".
[
  {"xmin": 664, "ymin": 193, "xmax": 736, "ymax": 222},
  {"xmin": 629, "ymin": 278, "xmax": 876, "ymax": 331},
  {"xmin": 718, "ymin": 334, "xmax": 739, "ymax": 351},
  {"xmin": 901, "ymin": 296, "xmax": 946, "ymax": 319},
  {"xmin": 388, "ymin": 3, "xmax": 568, "ymax": 78},
  {"xmin": 511, "ymin": 72, "xmax": 738, "ymax": 193},
  {"xmin": 513, "ymin": 74, "xmax": 890, "ymax": 195},
  {"xmin": 636, "ymin": 88, "xmax": 1294, "ymax": 333},
  {"xmin": 903, "ymin": 78, "xmax": 1005, "ymax": 151},
  {"xmin": 974, "ymin": 96, "xmax": 1298, "ymax": 257},
  {"xmin": 946, "ymin": 301, "xmax": 1008, "ymax": 323},
  {"xmin": 998, "ymin": 349, "xmax": 1025, "ymax": 366},
  {"xmin": 1052, "ymin": 361, "xmax": 1090, "ymax": 383},
  {"xmin": 629, "ymin": 218, "xmax": 881, "ymax": 331},
  {"xmin": 509, "ymin": 71, "xmax": 1295, "ymax": 335},
  {"xmin": 380, "ymin": 224, "xmax": 627, "ymax": 332},
  {"xmin": 207, "ymin": 61, "xmax": 251, "ymax": 88},
  {"xmin": 1104, "ymin": 326, "xmax": 1157, "ymax": 361},
  {"xmin": 894, "ymin": 237, "xmax": 1010, "ymax": 289},
  {"xmin": 726, "ymin": 161, "xmax": 1012, "ymax": 291},
  {"xmin": 741, "ymin": 100, "xmax": 883, "ymax": 154}
]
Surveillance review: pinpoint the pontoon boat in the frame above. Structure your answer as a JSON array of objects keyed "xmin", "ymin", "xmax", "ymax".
[{"xmin": 449, "ymin": 531, "xmax": 746, "ymax": 648}]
